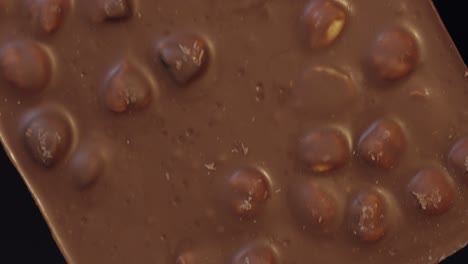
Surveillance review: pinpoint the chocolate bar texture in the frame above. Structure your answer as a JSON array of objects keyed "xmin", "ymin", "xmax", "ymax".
[{"xmin": 1, "ymin": 0, "xmax": 468, "ymax": 263}]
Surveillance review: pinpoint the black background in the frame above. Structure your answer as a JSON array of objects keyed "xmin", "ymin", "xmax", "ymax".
[{"xmin": 1, "ymin": 0, "xmax": 467, "ymax": 263}]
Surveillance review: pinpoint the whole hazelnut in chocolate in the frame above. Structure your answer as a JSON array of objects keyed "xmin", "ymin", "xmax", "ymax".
[
  {"xmin": 102, "ymin": 61, "xmax": 154, "ymax": 113},
  {"xmin": 408, "ymin": 168, "xmax": 455, "ymax": 215},
  {"xmin": 298, "ymin": 127, "xmax": 350, "ymax": 173},
  {"xmin": 24, "ymin": 110, "xmax": 72, "ymax": 168},
  {"xmin": 303, "ymin": 0, "xmax": 347, "ymax": 49},
  {"xmin": 233, "ymin": 245, "xmax": 276, "ymax": 264},
  {"xmin": 70, "ymin": 145, "xmax": 105, "ymax": 190},
  {"xmin": 289, "ymin": 180, "xmax": 340, "ymax": 234},
  {"xmin": 357, "ymin": 118, "xmax": 406, "ymax": 169},
  {"xmin": 0, "ymin": 41, "xmax": 51, "ymax": 93},
  {"xmin": 176, "ymin": 252, "xmax": 194, "ymax": 264},
  {"xmin": 158, "ymin": 34, "xmax": 209, "ymax": 85},
  {"xmin": 96, "ymin": 0, "xmax": 133, "ymax": 20},
  {"xmin": 29, "ymin": 0, "xmax": 69, "ymax": 34},
  {"xmin": 369, "ymin": 27, "xmax": 418, "ymax": 81},
  {"xmin": 226, "ymin": 167, "xmax": 270, "ymax": 217},
  {"xmin": 292, "ymin": 66, "xmax": 357, "ymax": 117},
  {"xmin": 349, "ymin": 189, "xmax": 387, "ymax": 242},
  {"xmin": 448, "ymin": 137, "xmax": 468, "ymax": 180}
]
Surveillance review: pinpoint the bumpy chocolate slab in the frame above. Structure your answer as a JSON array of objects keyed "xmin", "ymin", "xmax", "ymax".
[{"xmin": 1, "ymin": 0, "xmax": 468, "ymax": 263}]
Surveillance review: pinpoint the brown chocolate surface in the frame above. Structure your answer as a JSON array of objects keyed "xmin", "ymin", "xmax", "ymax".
[{"xmin": 1, "ymin": 0, "xmax": 468, "ymax": 263}]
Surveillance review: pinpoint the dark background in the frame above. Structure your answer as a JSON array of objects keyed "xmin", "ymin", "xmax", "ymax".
[{"xmin": 1, "ymin": 0, "xmax": 467, "ymax": 263}]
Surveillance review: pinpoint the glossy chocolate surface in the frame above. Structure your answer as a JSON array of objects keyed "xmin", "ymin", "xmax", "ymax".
[{"xmin": 1, "ymin": 0, "xmax": 468, "ymax": 263}]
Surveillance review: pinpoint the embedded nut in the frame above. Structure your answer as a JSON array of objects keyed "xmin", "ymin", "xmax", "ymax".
[{"xmin": 303, "ymin": 0, "xmax": 347, "ymax": 49}]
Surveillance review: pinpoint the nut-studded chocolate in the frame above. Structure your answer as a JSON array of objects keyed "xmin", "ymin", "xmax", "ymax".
[
  {"xmin": 289, "ymin": 180, "xmax": 341, "ymax": 234},
  {"xmin": 298, "ymin": 127, "xmax": 350, "ymax": 173},
  {"xmin": 357, "ymin": 118, "xmax": 406, "ymax": 169},
  {"xmin": 69, "ymin": 144, "xmax": 105, "ymax": 190},
  {"xmin": 233, "ymin": 245, "xmax": 276, "ymax": 264},
  {"xmin": 408, "ymin": 168, "xmax": 455, "ymax": 215},
  {"xmin": 158, "ymin": 34, "xmax": 209, "ymax": 85},
  {"xmin": 448, "ymin": 137, "xmax": 468, "ymax": 181},
  {"xmin": 101, "ymin": 61, "xmax": 154, "ymax": 113},
  {"xmin": 29, "ymin": 0, "xmax": 69, "ymax": 34},
  {"xmin": 0, "ymin": 0, "xmax": 468, "ymax": 263},
  {"xmin": 0, "ymin": 41, "xmax": 51, "ymax": 93},
  {"xmin": 349, "ymin": 189, "xmax": 387, "ymax": 242},
  {"xmin": 368, "ymin": 27, "xmax": 418, "ymax": 81},
  {"xmin": 292, "ymin": 66, "xmax": 357, "ymax": 118},
  {"xmin": 303, "ymin": 0, "xmax": 347, "ymax": 49},
  {"xmin": 225, "ymin": 167, "xmax": 270, "ymax": 217},
  {"xmin": 97, "ymin": 0, "xmax": 132, "ymax": 20},
  {"xmin": 23, "ymin": 109, "xmax": 72, "ymax": 168}
]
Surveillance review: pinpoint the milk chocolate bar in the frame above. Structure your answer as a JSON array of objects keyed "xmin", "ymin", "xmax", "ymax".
[{"xmin": 1, "ymin": 0, "xmax": 468, "ymax": 263}]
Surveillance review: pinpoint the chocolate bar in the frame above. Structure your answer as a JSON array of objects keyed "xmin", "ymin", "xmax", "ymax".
[{"xmin": 1, "ymin": 0, "xmax": 468, "ymax": 263}]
